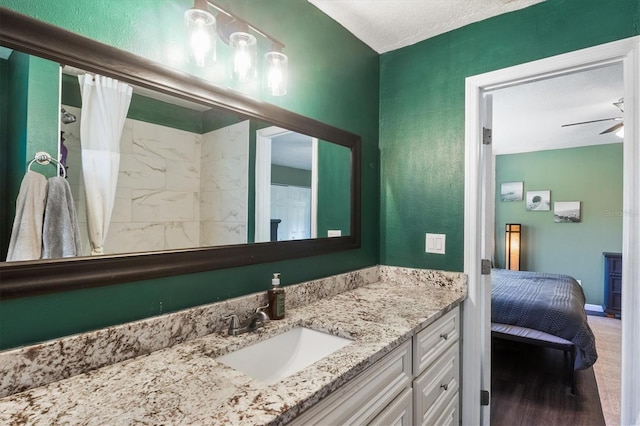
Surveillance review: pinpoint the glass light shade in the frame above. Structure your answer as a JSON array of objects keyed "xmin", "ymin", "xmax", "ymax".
[
  {"xmin": 185, "ymin": 8, "xmax": 216, "ymax": 67},
  {"xmin": 265, "ymin": 51, "xmax": 288, "ymax": 96},
  {"xmin": 229, "ymin": 32, "xmax": 257, "ymax": 83},
  {"xmin": 616, "ymin": 126, "xmax": 624, "ymax": 138},
  {"xmin": 505, "ymin": 223, "xmax": 521, "ymax": 271}
]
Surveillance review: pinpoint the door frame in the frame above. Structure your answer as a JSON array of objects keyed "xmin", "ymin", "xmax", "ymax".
[{"xmin": 463, "ymin": 36, "xmax": 640, "ymax": 425}]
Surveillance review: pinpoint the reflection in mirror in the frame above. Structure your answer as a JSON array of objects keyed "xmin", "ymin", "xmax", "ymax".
[
  {"xmin": 255, "ymin": 128, "xmax": 351, "ymax": 242},
  {"xmin": 1, "ymin": 48, "xmax": 351, "ymax": 260},
  {"xmin": 60, "ymin": 66, "xmax": 252, "ymax": 256},
  {"xmin": 270, "ymin": 131, "xmax": 315, "ymax": 241}
]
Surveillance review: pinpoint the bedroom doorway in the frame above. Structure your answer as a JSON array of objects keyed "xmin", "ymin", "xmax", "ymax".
[
  {"xmin": 487, "ymin": 63, "xmax": 623, "ymax": 425},
  {"xmin": 462, "ymin": 36, "xmax": 640, "ymax": 426}
]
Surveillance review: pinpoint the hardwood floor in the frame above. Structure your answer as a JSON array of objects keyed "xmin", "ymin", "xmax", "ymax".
[{"xmin": 491, "ymin": 338, "xmax": 605, "ymax": 426}]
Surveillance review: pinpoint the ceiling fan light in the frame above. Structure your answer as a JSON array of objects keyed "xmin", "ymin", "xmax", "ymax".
[{"xmin": 615, "ymin": 126, "xmax": 624, "ymax": 138}]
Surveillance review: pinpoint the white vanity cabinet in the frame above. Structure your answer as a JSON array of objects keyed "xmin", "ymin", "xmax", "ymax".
[
  {"xmin": 289, "ymin": 305, "xmax": 461, "ymax": 426},
  {"xmin": 289, "ymin": 340, "xmax": 413, "ymax": 425},
  {"xmin": 412, "ymin": 306, "xmax": 460, "ymax": 426}
]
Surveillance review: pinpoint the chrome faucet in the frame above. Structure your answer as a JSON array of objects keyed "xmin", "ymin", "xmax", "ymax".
[{"xmin": 223, "ymin": 305, "xmax": 270, "ymax": 336}]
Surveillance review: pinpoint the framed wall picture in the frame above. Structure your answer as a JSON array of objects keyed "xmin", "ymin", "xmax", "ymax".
[
  {"xmin": 526, "ymin": 190, "xmax": 551, "ymax": 211},
  {"xmin": 500, "ymin": 181, "xmax": 524, "ymax": 202},
  {"xmin": 554, "ymin": 201, "xmax": 581, "ymax": 223}
]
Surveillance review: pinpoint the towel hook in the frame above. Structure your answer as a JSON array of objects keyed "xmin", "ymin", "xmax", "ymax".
[{"xmin": 28, "ymin": 151, "xmax": 66, "ymax": 178}]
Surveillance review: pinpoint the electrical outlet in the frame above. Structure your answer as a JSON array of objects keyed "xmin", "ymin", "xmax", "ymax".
[
  {"xmin": 425, "ymin": 233, "xmax": 446, "ymax": 254},
  {"xmin": 327, "ymin": 230, "xmax": 342, "ymax": 237}
]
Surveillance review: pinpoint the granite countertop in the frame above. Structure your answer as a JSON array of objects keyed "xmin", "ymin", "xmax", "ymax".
[{"xmin": 0, "ymin": 277, "xmax": 464, "ymax": 425}]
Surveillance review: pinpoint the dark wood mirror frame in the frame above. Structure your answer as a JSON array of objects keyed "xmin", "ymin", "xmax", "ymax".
[{"xmin": 0, "ymin": 8, "xmax": 361, "ymax": 299}]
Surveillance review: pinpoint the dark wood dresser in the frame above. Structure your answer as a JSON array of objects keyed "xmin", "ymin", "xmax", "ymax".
[{"xmin": 603, "ymin": 252, "xmax": 622, "ymax": 317}]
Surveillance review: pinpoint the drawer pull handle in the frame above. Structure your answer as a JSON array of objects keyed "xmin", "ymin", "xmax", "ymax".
[
  {"xmin": 440, "ymin": 333, "xmax": 449, "ymax": 340},
  {"xmin": 440, "ymin": 384, "xmax": 448, "ymax": 391}
]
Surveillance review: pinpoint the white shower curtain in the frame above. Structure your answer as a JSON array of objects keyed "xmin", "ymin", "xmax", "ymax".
[{"xmin": 78, "ymin": 74, "xmax": 132, "ymax": 255}]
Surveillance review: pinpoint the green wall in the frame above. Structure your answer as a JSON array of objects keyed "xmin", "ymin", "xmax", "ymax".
[
  {"xmin": 1, "ymin": 52, "xmax": 59, "ymax": 261},
  {"xmin": 24, "ymin": 56, "xmax": 60, "ymax": 177},
  {"xmin": 379, "ymin": 0, "xmax": 639, "ymax": 272},
  {"xmin": 0, "ymin": 0, "xmax": 379, "ymax": 350},
  {"xmin": 63, "ymin": 73, "xmax": 255, "ymax": 134},
  {"xmin": 318, "ymin": 141, "xmax": 351, "ymax": 237},
  {"xmin": 494, "ymin": 144, "xmax": 623, "ymax": 305},
  {"xmin": 0, "ymin": 59, "xmax": 8, "ymax": 261},
  {"xmin": 271, "ymin": 165, "xmax": 311, "ymax": 188}
]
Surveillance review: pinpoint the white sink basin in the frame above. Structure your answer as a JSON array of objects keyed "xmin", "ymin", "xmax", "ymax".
[{"xmin": 216, "ymin": 327, "xmax": 353, "ymax": 384}]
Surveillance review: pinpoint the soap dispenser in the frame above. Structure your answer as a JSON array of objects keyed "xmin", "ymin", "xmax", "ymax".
[{"xmin": 267, "ymin": 273, "xmax": 285, "ymax": 320}]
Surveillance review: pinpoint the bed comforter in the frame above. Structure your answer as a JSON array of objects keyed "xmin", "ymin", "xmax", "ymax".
[{"xmin": 491, "ymin": 268, "xmax": 598, "ymax": 370}]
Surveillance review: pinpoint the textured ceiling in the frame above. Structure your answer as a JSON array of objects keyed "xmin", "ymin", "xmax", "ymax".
[
  {"xmin": 309, "ymin": 0, "xmax": 624, "ymax": 155},
  {"xmin": 308, "ymin": 0, "xmax": 546, "ymax": 53},
  {"xmin": 491, "ymin": 63, "xmax": 624, "ymax": 155}
]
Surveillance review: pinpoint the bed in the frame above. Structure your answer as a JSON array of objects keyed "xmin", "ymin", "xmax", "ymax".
[{"xmin": 491, "ymin": 268, "xmax": 598, "ymax": 394}]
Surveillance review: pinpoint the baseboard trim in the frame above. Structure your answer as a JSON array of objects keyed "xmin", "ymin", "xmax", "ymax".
[
  {"xmin": 585, "ymin": 303, "xmax": 604, "ymax": 312},
  {"xmin": 585, "ymin": 303, "xmax": 606, "ymax": 317}
]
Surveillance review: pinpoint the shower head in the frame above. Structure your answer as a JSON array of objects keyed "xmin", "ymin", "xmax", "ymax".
[{"xmin": 61, "ymin": 108, "xmax": 77, "ymax": 124}]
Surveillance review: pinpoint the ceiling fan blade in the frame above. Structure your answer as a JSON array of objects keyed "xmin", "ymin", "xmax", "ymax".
[
  {"xmin": 561, "ymin": 117, "xmax": 623, "ymax": 127},
  {"xmin": 600, "ymin": 121, "xmax": 624, "ymax": 135},
  {"xmin": 613, "ymin": 98, "xmax": 624, "ymax": 112}
]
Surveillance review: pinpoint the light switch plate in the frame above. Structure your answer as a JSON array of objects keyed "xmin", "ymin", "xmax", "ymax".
[{"xmin": 425, "ymin": 233, "xmax": 446, "ymax": 254}]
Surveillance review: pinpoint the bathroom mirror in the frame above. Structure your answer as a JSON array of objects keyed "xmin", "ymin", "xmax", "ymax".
[{"xmin": 0, "ymin": 8, "xmax": 361, "ymax": 299}]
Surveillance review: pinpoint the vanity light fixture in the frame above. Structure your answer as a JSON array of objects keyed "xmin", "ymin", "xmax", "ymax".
[
  {"xmin": 184, "ymin": 0, "xmax": 216, "ymax": 68},
  {"xmin": 505, "ymin": 223, "xmax": 521, "ymax": 271},
  {"xmin": 184, "ymin": 0, "xmax": 288, "ymax": 96},
  {"xmin": 229, "ymin": 25, "xmax": 257, "ymax": 83},
  {"xmin": 265, "ymin": 46, "xmax": 288, "ymax": 96}
]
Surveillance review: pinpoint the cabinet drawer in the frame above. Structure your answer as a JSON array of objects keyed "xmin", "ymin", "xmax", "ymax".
[
  {"xmin": 413, "ymin": 342, "xmax": 459, "ymax": 426},
  {"xmin": 413, "ymin": 306, "xmax": 459, "ymax": 375},
  {"xmin": 368, "ymin": 387, "xmax": 413, "ymax": 426},
  {"xmin": 290, "ymin": 340, "xmax": 412, "ymax": 425}
]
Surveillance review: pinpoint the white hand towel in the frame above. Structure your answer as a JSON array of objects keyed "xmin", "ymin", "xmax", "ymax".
[
  {"xmin": 6, "ymin": 171, "xmax": 48, "ymax": 261},
  {"xmin": 42, "ymin": 176, "xmax": 82, "ymax": 259}
]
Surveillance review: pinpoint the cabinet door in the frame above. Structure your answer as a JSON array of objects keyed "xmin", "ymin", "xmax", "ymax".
[
  {"xmin": 290, "ymin": 340, "xmax": 412, "ymax": 425},
  {"xmin": 369, "ymin": 387, "xmax": 413, "ymax": 426},
  {"xmin": 413, "ymin": 343, "xmax": 459, "ymax": 426},
  {"xmin": 428, "ymin": 392, "xmax": 459, "ymax": 426}
]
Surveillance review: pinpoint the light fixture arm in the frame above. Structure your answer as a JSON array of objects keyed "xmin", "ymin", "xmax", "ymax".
[
  {"xmin": 204, "ymin": 0, "xmax": 285, "ymax": 49},
  {"xmin": 185, "ymin": 0, "xmax": 288, "ymax": 95}
]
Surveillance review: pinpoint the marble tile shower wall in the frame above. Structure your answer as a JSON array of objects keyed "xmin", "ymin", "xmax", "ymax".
[
  {"xmin": 62, "ymin": 105, "xmax": 249, "ymax": 254},
  {"xmin": 200, "ymin": 120, "xmax": 249, "ymax": 246}
]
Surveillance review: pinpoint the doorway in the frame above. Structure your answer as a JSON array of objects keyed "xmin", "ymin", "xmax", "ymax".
[
  {"xmin": 255, "ymin": 126, "xmax": 318, "ymax": 242},
  {"xmin": 488, "ymin": 63, "xmax": 624, "ymax": 425},
  {"xmin": 462, "ymin": 37, "xmax": 640, "ymax": 425}
]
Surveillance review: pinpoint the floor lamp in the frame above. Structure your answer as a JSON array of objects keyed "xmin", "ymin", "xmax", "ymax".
[{"xmin": 505, "ymin": 223, "xmax": 521, "ymax": 271}]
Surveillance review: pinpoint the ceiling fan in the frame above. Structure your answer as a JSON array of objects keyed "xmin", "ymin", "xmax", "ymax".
[{"xmin": 561, "ymin": 97, "xmax": 624, "ymax": 136}]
